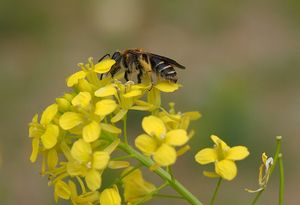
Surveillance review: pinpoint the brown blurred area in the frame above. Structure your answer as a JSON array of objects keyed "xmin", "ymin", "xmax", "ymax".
[{"xmin": 0, "ymin": 0, "xmax": 299, "ymax": 204}]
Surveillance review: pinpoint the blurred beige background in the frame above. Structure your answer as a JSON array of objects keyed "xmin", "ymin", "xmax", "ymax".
[{"xmin": 0, "ymin": 0, "xmax": 299, "ymax": 204}]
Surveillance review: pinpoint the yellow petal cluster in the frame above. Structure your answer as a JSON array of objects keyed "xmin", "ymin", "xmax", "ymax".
[{"xmin": 195, "ymin": 135, "xmax": 249, "ymax": 180}]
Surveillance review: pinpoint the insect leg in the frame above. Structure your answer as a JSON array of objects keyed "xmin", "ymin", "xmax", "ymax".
[
  {"xmin": 124, "ymin": 70, "xmax": 129, "ymax": 81},
  {"xmin": 98, "ymin": 54, "xmax": 111, "ymax": 62}
]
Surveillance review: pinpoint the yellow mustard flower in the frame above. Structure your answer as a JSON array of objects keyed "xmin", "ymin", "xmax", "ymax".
[
  {"xmin": 99, "ymin": 185, "xmax": 121, "ymax": 205},
  {"xmin": 195, "ymin": 135, "xmax": 249, "ymax": 180},
  {"xmin": 95, "ymin": 81, "xmax": 154, "ymax": 123},
  {"xmin": 135, "ymin": 115, "xmax": 189, "ymax": 166},
  {"xmin": 29, "ymin": 103, "xmax": 60, "ymax": 162},
  {"xmin": 67, "ymin": 57, "xmax": 115, "ymax": 88},
  {"xmin": 67, "ymin": 139, "xmax": 114, "ymax": 191},
  {"xmin": 67, "ymin": 139, "xmax": 128, "ymax": 191},
  {"xmin": 158, "ymin": 102, "xmax": 201, "ymax": 131},
  {"xmin": 122, "ymin": 168, "xmax": 156, "ymax": 205},
  {"xmin": 147, "ymin": 81, "xmax": 180, "ymax": 108},
  {"xmin": 246, "ymin": 152, "xmax": 273, "ymax": 193},
  {"xmin": 54, "ymin": 179, "xmax": 100, "ymax": 204},
  {"xmin": 59, "ymin": 91, "xmax": 120, "ymax": 143}
]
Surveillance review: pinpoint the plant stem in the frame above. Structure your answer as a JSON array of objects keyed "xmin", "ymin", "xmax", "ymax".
[
  {"xmin": 278, "ymin": 153, "xmax": 284, "ymax": 205},
  {"xmin": 154, "ymin": 193, "xmax": 184, "ymax": 199},
  {"xmin": 123, "ymin": 114, "xmax": 128, "ymax": 144},
  {"xmin": 251, "ymin": 189, "xmax": 265, "ymax": 205},
  {"xmin": 270, "ymin": 136, "xmax": 282, "ymax": 175},
  {"xmin": 209, "ymin": 177, "xmax": 222, "ymax": 205},
  {"xmin": 112, "ymin": 137, "xmax": 203, "ymax": 205},
  {"xmin": 251, "ymin": 136, "xmax": 282, "ymax": 205}
]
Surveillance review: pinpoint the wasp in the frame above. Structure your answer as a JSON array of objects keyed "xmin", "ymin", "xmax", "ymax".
[{"xmin": 98, "ymin": 49, "xmax": 185, "ymax": 83}]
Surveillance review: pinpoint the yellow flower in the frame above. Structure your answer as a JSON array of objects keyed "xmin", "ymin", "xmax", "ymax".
[
  {"xmin": 54, "ymin": 179, "xmax": 100, "ymax": 204},
  {"xmin": 135, "ymin": 115, "xmax": 189, "ymax": 166},
  {"xmin": 59, "ymin": 92, "xmax": 120, "ymax": 143},
  {"xmin": 245, "ymin": 152, "xmax": 273, "ymax": 193},
  {"xmin": 66, "ymin": 58, "xmax": 116, "ymax": 88},
  {"xmin": 195, "ymin": 135, "xmax": 249, "ymax": 180},
  {"xmin": 95, "ymin": 81, "xmax": 154, "ymax": 123},
  {"xmin": 122, "ymin": 168, "xmax": 156, "ymax": 204},
  {"xmin": 29, "ymin": 104, "xmax": 60, "ymax": 162},
  {"xmin": 67, "ymin": 139, "xmax": 111, "ymax": 191},
  {"xmin": 67, "ymin": 139, "xmax": 128, "ymax": 191},
  {"xmin": 99, "ymin": 186, "xmax": 121, "ymax": 205}
]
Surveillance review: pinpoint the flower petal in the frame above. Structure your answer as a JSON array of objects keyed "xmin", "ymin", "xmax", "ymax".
[
  {"xmin": 111, "ymin": 109, "xmax": 128, "ymax": 123},
  {"xmin": 203, "ymin": 171, "xmax": 220, "ymax": 178},
  {"xmin": 101, "ymin": 123, "xmax": 122, "ymax": 134},
  {"xmin": 94, "ymin": 59, "xmax": 116, "ymax": 74},
  {"xmin": 215, "ymin": 160, "xmax": 237, "ymax": 180},
  {"xmin": 95, "ymin": 84, "xmax": 117, "ymax": 97},
  {"xmin": 71, "ymin": 92, "xmax": 91, "ymax": 108},
  {"xmin": 54, "ymin": 180, "xmax": 71, "ymax": 200},
  {"xmin": 153, "ymin": 144, "xmax": 176, "ymax": 166},
  {"xmin": 226, "ymin": 146, "xmax": 249, "ymax": 161},
  {"xmin": 93, "ymin": 151, "xmax": 110, "ymax": 170},
  {"xmin": 108, "ymin": 161, "xmax": 130, "ymax": 169},
  {"xmin": 59, "ymin": 112, "xmax": 83, "ymax": 130},
  {"xmin": 123, "ymin": 89, "xmax": 142, "ymax": 98},
  {"xmin": 155, "ymin": 81, "xmax": 179, "ymax": 92},
  {"xmin": 47, "ymin": 149, "xmax": 58, "ymax": 170},
  {"xmin": 195, "ymin": 148, "xmax": 217, "ymax": 165},
  {"xmin": 85, "ymin": 169, "xmax": 101, "ymax": 191},
  {"xmin": 41, "ymin": 124, "xmax": 59, "ymax": 149},
  {"xmin": 142, "ymin": 115, "xmax": 166, "ymax": 137},
  {"xmin": 67, "ymin": 70, "xmax": 86, "ymax": 87},
  {"xmin": 40, "ymin": 104, "xmax": 58, "ymax": 125},
  {"xmin": 71, "ymin": 139, "xmax": 92, "ymax": 163},
  {"xmin": 165, "ymin": 129, "xmax": 188, "ymax": 146},
  {"xmin": 99, "ymin": 186, "xmax": 121, "ymax": 205},
  {"xmin": 83, "ymin": 121, "xmax": 101, "ymax": 143},
  {"xmin": 30, "ymin": 137, "xmax": 39, "ymax": 163},
  {"xmin": 184, "ymin": 111, "xmax": 202, "ymax": 120},
  {"xmin": 67, "ymin": 161, "xmax": 86, "ymax": 176},
  {"xmin": 95, "ymin": 99, "xmax": 117, "ymax": 116},
  {"xmin": 135, "ymin": 134, "xmax": 157, "ymax": 155},
  {"xmin": 211, "ymin": 135, "xmax": 230, "ymax": 151}
]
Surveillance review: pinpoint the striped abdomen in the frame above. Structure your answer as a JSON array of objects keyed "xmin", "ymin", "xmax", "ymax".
[{"xmin": 151, "ymin": 57, "xmax": 178, "ymax": 83}]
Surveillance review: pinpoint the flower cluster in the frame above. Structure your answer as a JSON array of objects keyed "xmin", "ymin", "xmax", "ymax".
[{"xmin": 28, "ymin": 57, "xmax": 200, "ymax": 205}]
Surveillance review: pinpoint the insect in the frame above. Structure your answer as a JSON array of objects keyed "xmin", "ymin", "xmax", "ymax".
[{"xmin": 98, "ymin": 49, "xmax": 185, "ymax": 83}]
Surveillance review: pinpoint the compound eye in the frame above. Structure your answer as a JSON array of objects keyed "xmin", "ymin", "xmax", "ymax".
[{"xmin": 112, "ymin": 52, "xmax": 121, "ymax": 60}]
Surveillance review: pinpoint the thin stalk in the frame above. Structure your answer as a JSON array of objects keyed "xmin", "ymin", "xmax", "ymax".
[
  {"xmin": 154, "ymin": 193, "xmax": 185, "ymax": 199},
  {"xmin": 251, "ymin": 136, "xmax": 282, "ymax": 205},
  {"xmin": 278, "ymin": 153, "xmax": 284, "ymax": 205},
  {"xmin": 123, "ymin": 114, "xmax": 128, "ymax": 144},
  {"xmin": 209, "ymin": 177, "xmax": 222, "ymax": 205},
  {"xmin": 251, "ymin": 189, "xmax": 265, "ymax": 205}
]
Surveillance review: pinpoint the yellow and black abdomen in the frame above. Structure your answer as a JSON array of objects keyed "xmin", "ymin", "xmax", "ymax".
[{"xmin": 151, "ymin": 57, "xmax": 178, "ymax": 83}]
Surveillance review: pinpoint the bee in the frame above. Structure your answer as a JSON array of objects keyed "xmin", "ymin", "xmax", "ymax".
[{"xmin": 98, "ymin": 49, "xmax": 185, "ymax": 83}]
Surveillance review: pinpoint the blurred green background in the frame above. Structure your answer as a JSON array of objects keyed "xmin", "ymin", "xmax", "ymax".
[{"xmin": 0, "ymin": 0, "xmax": 299, "ymax": 204}]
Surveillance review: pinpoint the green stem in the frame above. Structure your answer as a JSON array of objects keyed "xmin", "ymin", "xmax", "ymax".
[
  {"xmin": 154, "ymin": 193, "xmax": 184, "ymax": 199},
  {"xmin": 209, "ymin": 177, "xmax": 222, "ymax": 205},
  {"xmin": 251, "ymin": 189, "xmax": 265, "ymax": 205},
  {"xmin": 278, "ymin": 153, "xmax": 284, "ymax": 205},
  {"xmin": 251, "ymin": 136, "xmax": 282, "ymax": 205},
  {"xmin": 123, "ymin": 114, "xmax": 128, "ymax": 144},
  {"xmin": 105, "ymin": 134, "xmax": 203, "ymax": 205},
  {"xmin": 270, "ymin": 136, "xmax": 282, "ymax": 175}
]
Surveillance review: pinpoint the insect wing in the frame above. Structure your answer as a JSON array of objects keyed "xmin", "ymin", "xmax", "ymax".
[{"xmin": 148, "ymin": 53, "xmax": 185, "ymax": 69}]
